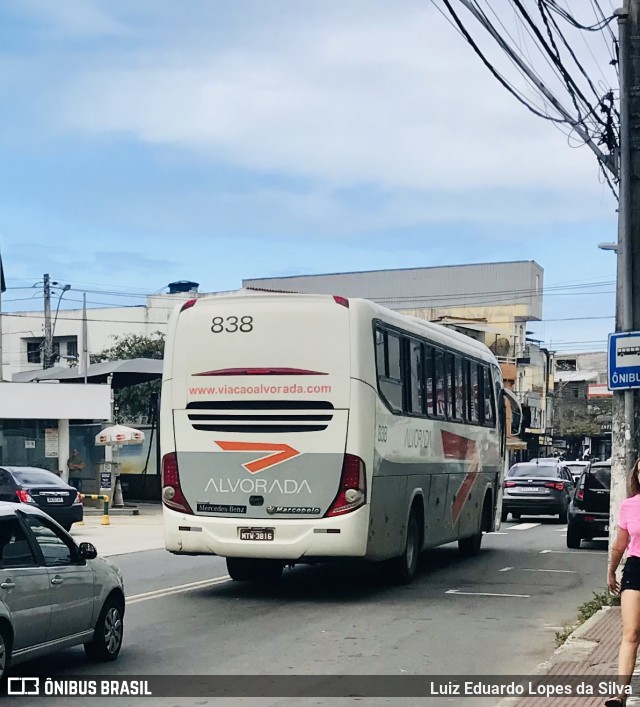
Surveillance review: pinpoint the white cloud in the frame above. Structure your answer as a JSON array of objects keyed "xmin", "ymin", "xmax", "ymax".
[
  {"xmin": 57, "ymin": 2, "xmax": 617, "ymax": 201},
  {"xmin": 12, "ymin": 0, "xmax": 126, "ymax": 36}
]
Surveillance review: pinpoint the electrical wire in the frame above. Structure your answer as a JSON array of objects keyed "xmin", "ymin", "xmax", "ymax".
[{"xmin": 438, "ymin": 0, "xmax": 581, "ymax": 124}]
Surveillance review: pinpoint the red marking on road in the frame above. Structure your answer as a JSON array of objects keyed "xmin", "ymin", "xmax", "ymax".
[
  {"xmin": 441, "ymin": 430, "xmax": 481, "ymax": 525},
  {"xmin": 215, "ymin": 441, "xmax": 300, "ymax": 474}
]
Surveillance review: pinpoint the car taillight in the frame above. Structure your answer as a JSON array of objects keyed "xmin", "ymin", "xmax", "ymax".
[
  {"xmin": 545, "ymin": 482, "xmax": 564, "ymax": 491},
  {"xmin": 326, "ymin": 454, "xmax": 366, "ymax": 517},
  {"xmin": 16, "ymin": 490, "xmax": 34, "ymax": 504},
  {"xmin": 504, "ymin": 481, "xmax": 516, "ymax": 488},
  {"xmin": 161, "ymin": 453, "xmax": 193, "ymax": 514},
  {"xmin": 73, "ymin": 492, "xmax": 82, "ymax": 505},
  {"xmin": 577, "ymin": 489, "xmax": 584, "ymax": 501},
  {"xmin": 333, "ymin": 295, "xmax": 349, "ymax": 308}
]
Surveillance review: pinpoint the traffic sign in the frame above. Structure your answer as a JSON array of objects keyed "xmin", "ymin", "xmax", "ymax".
[{"xmin": 608, "ymin": 332, "xmax": 640, "ymax": 389}]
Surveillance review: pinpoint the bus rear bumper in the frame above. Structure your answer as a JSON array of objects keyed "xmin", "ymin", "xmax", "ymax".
[{"xmin": 163, "ymin": 506, "xmax": 370, "ymax": 559}]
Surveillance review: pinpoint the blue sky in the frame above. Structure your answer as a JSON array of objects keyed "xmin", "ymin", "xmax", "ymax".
[{"xmin": 0, "ymin": 0, "xmax": 618, "ymax": 352}]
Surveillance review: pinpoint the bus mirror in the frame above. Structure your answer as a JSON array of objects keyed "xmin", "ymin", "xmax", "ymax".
[
  {"xmin": 511, "ymin": 407, "xmax": 522, "ymax": 437},
  {"xmin": 501, "ymin": 389, "xmax": 523, "ymax": 437}
]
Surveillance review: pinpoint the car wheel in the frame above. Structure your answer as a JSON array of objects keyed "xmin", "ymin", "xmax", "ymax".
[
  {"xmin": 62, "ymin": 523, "xmax": 73, "ymax": 532},
  {"xmin": 226, "ymin": 558, "xmax": 284, "ymax": 583},
  {"xmin": 84, "ymin": 595, "xmax": 124, "ymax": 662},
  {"xmin": 0, "ymin": 624, "xmax": 11, "ymax": 680},
  {"xmin": 387, "ymin": 507, "xmax": 420, "ymax": 585},
  {"xmin": 500, "ymin": 510, "xmax": 508, "ymax": 523},
  {"xmin": 555, "ymin": 499, "xmax": 569, "ymax": 524},
  {"xmin": 512, "ymin": 513, "xmax": 521, "ymax": 520},
  {"xmin": 566, "ymin": 524, "xmax": 582, "ymax": 549}
]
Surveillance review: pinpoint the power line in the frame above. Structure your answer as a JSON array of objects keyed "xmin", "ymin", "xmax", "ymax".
[{"xmin": 438, "ymin": 0, "xmax": 581, "ymax": 124}]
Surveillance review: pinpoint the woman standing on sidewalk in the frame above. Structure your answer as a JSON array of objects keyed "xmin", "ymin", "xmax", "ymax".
[{"xmin": 606, "ymin": 460, "xmax": 640, "ymax": 707}]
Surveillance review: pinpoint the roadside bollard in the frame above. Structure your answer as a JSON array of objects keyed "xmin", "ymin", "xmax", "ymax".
[{"xmin": 79, "ymin": 493, "xmax": 111, "ymax": 526}]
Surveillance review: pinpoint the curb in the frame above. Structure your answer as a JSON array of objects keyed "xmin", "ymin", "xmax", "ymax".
[
  {"xmin": 83, "ymin": 507, "xmax": 140, "ymax": 516},
  {"xmin": 494, "ymin": 606, "xmax": 612, "ymax": 707}
]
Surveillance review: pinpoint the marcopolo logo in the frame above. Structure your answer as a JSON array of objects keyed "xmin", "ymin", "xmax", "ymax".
[{"xmin": 214, "ymin": 441, "xmax": 300, "ymax": 474}]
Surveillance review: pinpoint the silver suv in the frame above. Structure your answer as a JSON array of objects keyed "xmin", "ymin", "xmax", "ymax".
[{"xmin": 0, "ymin": 502, "xmax": 125, "ymax": 678}]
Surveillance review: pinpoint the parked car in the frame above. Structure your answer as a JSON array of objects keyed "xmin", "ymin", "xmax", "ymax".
[
  {"xmin": 501, "ymin": 461, "xmax": 575, "ymax": 522},
  {"xmin": 0, "ymin": 466, "xmax": 83, "ymax": 531},
  {"xmin": 565, "ymin": 461, "xmax": 590, "ymax": 483},
  {"xmin": 566, "ymin": 461, "xmax": 610, "ymax": 548},
  {"xmin": 0, "ymin": 501, "xmax": 124, "ymax": 678}
]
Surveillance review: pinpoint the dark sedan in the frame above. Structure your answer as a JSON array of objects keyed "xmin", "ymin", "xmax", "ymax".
[
  {"xmin": 501, "ymin": 462, "xmax": 575, "ymax": 522},
  {"xmin": 0, "ymin": 466, "xmax": 83, "ymax": 531},
  {"xmin": 566, "ymin": 462, "xmax": 610, "ymax": 548}
]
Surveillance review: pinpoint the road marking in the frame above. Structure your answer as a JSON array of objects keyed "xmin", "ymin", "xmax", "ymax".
[
  {"xmin": 498, "ymin": 566, "xmax": 576, "ymax": 574},
  {"xmin": 128, "ymin": 576, "xmax": 231, "ymax": 604},
  {"xmin": 540, "ymin": 549, "xmax": 607, "ymax": 555},
  {"xmin": 521, "ymin": 568, "xmax": 577, "ymax": 574},
  {"xmin": 487, "ymin": 531, "xmax": 509, "ymax": 535},
  {"xmin": 510, "ymin": 523, "xmax": 541, "ymax": 530},
  {"xmin": 446, "ymin": 589, "xmax": 530, "ymax": 598},
  {"xmin": 555, "ymin": 528, "xmax": 568, "ymax": 532}
]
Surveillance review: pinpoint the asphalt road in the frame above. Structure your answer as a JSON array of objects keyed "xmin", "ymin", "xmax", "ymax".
[{"xmin": 8, "ymin": 517, "xmax": 608, "ymax": 707}]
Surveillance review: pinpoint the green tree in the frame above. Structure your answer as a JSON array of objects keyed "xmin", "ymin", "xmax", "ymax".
[{"xmin": 92, "ymin": 332, "xmax": 165, "ymax": 424}]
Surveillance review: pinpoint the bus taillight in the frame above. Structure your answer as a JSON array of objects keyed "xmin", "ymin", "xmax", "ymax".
[
  {"xmin": 161, "ymin": 453, "xmax": 193, "ymax": 514},
  {"xmin": 326, "ymin": 454, "xmax": 366, "ymax": 517},
  {"xmin": 180, "ymin": 299, "xmax": 197, "ymax": 313}
]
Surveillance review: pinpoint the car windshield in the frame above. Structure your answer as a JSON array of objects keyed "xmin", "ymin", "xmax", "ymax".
[
  {"xmin": 586, "ymin": 465, "xmax": 611, "ymax": 490},
  {"xmin": 508, "ymin": 464, "xmax": 558, "ymax": 478},
  {"xmin": 11, "ymin": 470, "xmax": 68, "ymax": 488}
]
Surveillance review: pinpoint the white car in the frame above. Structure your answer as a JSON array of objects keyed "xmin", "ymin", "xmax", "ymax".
[
  {"xmin": 0, "ymin": 502, "xmax": 125, "ymax": 678},
  {"xmin": 565, "ymin": 461, "xmax": 590, "ymax": 483}
]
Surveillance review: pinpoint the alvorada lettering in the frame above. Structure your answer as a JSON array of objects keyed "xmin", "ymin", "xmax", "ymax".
[{"xmin": 205, "ymin": 478, "xmax": 312, "ymax": 494}]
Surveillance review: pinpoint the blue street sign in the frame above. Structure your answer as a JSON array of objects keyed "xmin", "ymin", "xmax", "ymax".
[{"xmin": 608, "ymin": 332, "xmax": 640, "ymax": 390}]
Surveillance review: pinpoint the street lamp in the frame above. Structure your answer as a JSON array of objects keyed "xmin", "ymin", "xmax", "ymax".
[
  {"xmin": 598, "ymin": 242, "xmax": 619, "ymax": 252},
  {"xmin": 49, "ymin": 283, "xmax": 71, "ymax": 366}
]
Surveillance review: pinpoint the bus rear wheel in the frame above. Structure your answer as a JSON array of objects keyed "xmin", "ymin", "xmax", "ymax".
[
  {"xmin": 387, "ymin": 507, "xmax": 420, "ymax": 585},
  {"xmin": 226, "ymin": 558, "xmax": 284, "ymax": 583},
  {"xmin": 459, "ymin": 495, "xmax": 492, "ymax": 557}
]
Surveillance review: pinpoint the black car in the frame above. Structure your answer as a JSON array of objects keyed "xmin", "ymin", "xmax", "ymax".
[
  {"xmin": 0, "ymin": 466, "xmax": 83, "ymax": 531},
  {"xmin": 502, "ymin": 462, "xmax": 575, "ymax": 522},
  {"xmin": 566, "ymin": 462, "xmax": 610, "ymax": 548}
]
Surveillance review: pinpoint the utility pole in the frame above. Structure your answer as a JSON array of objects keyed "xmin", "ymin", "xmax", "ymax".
[
  {"xmin": 43, "ymin": 273, "xmax": 52, "ymax": 370},
  {"xmin": 610, "ymin": 0, "xmax": 640, "ymax": 569}
]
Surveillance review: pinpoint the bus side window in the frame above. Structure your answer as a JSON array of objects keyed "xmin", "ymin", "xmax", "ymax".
[
  {"xmin": 424, "ymin": 345, "xmax": 435, "ymax": 417},
  {"xmin": 469, "ymin": 362, "xmax": 480, "ymax": 424},
  {"xmin": 378, "ymin": 331, "xmax": 403, "ymax": 413},
  {"xmin": 445, "ymin": 352, "xmax": 454, "ymax": 419},
  {"xmin": 434, "ymin": 349, "xmax": 446, "ymax": 417},
  {"xmin": 463, "ymin": 359, "xmax": 471, "ymax": 421},
  {"xmin": 408, "ymin": 339, "xmax": 424, "ymax": 415},
  {"xmin": 454, "ymin": 356, "xmax": 464, "ymax": 421},
  {"xmin": 483, "ymin": 366, "xmax": 496, "ymax": 427},
  {"xmin": 375, "ymin": 329, "xmax": 386, "ymax": 377}
]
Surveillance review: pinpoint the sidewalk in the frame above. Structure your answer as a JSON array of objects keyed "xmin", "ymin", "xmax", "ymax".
[
  {"xmin": 68, "ymin": 503, "xmax": 165, "ymax": 557},
  {"xmin": 501, "ymin": 606, "xmax": 640, "ymax": 707}
]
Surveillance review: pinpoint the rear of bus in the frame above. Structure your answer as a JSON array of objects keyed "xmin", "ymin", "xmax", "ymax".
[{"xmin": 160, "ymin": 292, "xmax": 371, "ymax": 569}]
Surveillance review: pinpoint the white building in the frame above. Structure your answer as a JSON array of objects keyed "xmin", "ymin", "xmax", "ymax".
[{"xmin": 2, "ymin": 283, "xmax": 203, "ymax": 380}]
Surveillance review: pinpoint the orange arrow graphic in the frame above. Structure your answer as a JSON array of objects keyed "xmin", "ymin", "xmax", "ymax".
[{"xmin": 215, "ymin": 441, "xmax": 300, "ymax": 474}]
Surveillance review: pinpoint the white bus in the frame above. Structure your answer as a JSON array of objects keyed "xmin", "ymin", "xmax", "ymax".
[{"xmin": 160, "ymin": 291, "xmax": 521, "ymax": 584}]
